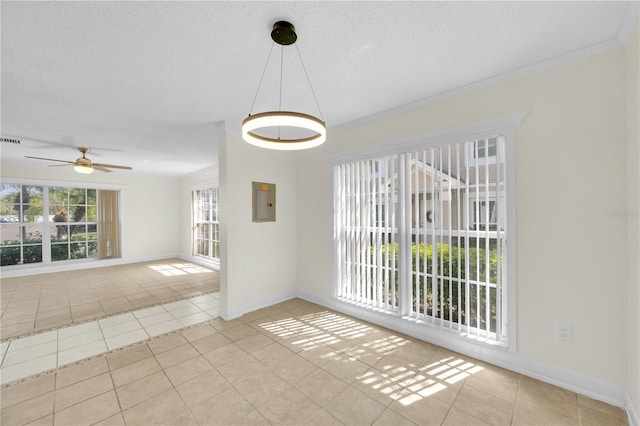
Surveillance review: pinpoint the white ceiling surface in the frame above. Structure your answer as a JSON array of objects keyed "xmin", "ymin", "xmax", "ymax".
[{"xmin": 1, "ymin": 1, "xmax": 636, "ymax": 176}]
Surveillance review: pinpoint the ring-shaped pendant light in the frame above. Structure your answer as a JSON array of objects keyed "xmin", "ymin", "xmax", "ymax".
[
  {"xmin": 242, "ymin": 21, "xmax": 326, "ymax": 150},
  {"xmin": 242, "ymin": 111, "xmax": 326, "ymax": 150}
]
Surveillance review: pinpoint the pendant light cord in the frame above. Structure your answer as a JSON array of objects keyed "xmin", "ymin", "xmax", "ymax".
[
  {"xmin": 248, "ymin": 42, "xmax": 276, "ymax": 116},
  {"xmin": 295, "ymin": 44, "xmax": 324, "ymax": 121},
  {"xmin": 279, "ymin": 45, "xmax": 284, "ymax": 112},
  {"xmin": 278, "ymin": 45, "xmax": 284, "ymax": 139},
  {"xmin": 247, "ymin": 33, "xmax": 324, "ymax": 124}
]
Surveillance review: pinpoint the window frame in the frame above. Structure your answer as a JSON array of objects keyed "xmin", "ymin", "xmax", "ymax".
[
  {"xmin": 0, "ymin": 178, "xmax": 125, "ymax": 270},
  {"xmin": 330, "ymin": 112, "xmax": 524, "ymax": 351},
  {"xmin": 48, "ymin": 186, "xmax": 98, "ymax": 261},
  {"xmin": 191, "ymin": 185, "xmax": 220, "ymax": 267},
  {"xmin": 0, "ymin": 184, "xmax": 45, "ymax": 266}
]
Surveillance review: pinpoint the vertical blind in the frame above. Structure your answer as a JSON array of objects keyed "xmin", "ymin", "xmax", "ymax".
[{"xmin": 334, "ymin": 137, "xmax": 508, "ymax": 344}]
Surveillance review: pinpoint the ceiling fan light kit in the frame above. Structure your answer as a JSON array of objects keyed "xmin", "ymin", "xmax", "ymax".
[
  {"xmin": 74, "ymin": 165, "xmax": 94, "ymax": 174},
  {"xmin": 73, "ymin": 149, "xmax": 94, "ymax": 173},
  {"xmin": 242, "ymin": 21, "xmax": 326, "ymax": 150}
]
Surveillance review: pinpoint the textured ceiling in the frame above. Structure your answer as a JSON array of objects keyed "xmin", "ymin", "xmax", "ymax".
[{"xmin": 1, "ymin": 1, "xmax": 637, "ymax": 176}]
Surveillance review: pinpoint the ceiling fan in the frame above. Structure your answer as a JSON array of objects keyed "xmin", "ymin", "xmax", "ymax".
[{"xmin": 25, "ymin": 147, "xmax": 133, "ymax": 174}]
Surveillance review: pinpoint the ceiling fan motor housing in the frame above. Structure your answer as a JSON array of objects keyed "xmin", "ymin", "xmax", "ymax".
[{"xmin": 76, "ymin": 156, "xmax": 92, "ymax": 166}]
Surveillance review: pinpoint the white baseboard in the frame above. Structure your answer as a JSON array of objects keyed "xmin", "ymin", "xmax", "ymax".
[
  {"xmin": 0, "ymin": 254, "xmax": 180, "ymax": 278},
  {"xmin": 218, "ymin": 289, "xmax": 297, "ymax": 321},
  {"xmin": 297, "ymin": 290, "xmax": 632, "ymax": 418},
  {"xmin": 626, "ymin": 392, "xmax": 639, "ymax": 426},
  {"xmin": 177, "ymin": 254, "xmax": 220, "ymax": 271}
]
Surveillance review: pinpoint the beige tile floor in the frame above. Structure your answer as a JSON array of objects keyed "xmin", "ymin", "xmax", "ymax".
[
  {"xmin": 0, "ymin": 259, "xmax": 220, "ymax": 340},
  {"xmin": 0, "ymin": 298, "xmax": 629, "ymax": 426},
  {"xmin": 0, "ymin": 293, "xmax": 220, "ymax": 384}
]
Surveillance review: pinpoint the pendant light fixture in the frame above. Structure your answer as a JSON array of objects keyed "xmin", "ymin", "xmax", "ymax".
[{"xmin": 242, "ymin": 21, "xmax": 326, "ymax": 150}]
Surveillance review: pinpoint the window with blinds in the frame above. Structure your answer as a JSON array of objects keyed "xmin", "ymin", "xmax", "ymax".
[{"xmin": 333, "ymin": 136, "xmax": 509, "ymax": 345}]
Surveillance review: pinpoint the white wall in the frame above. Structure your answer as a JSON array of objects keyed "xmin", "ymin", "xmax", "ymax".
[
  {"xmin": 218, "ymin": 127, "xmax": 297, "ymax": 319},
  {"xmin": 626, "ymin": 21, "xmax": 640, "ymax": 424},
  {"xmin": 0, "ymin": 164, "xmax": 180, "ymax": 273},
  {"xmin": 296, "ymin": 47, "xmax": 631, "ymax": 404}
]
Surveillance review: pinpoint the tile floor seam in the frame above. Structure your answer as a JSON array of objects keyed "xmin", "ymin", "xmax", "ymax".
[
  {"xmin": 2, "ymin": 297, "xmax": 629, "ymax": 426},
  {"xmin": 55, "ymin": 388, "xmax": 117, "ymax": 425},
  {"xmin": 55, "ymin": 326, "xmax": 60, "ymax": 381},
  {"xmin": 441, "ymin": 381, "xmax": 466, "ymax": 426},
  {"xmin": 167, "ymin": 360, "xmax": 203, "ymax": 426},
  {"xmin": 510, "ymin": 375, "xmax": 522, "ymax": 426},
  {"xmin": 366, "ymin": 389, "xmax": 389, "ymax": 426},
  {"xmin": 1, "ymin": 294, "xmax": 220, "ymax": 385},
  {"xmin": 52, "ymin": 368, "xmax": 58, "ymax": 426},
  {"xmin": 118, "ymin": 370, "xmax": 177, "ymax": 416},
  {"xmin": 1, "ymin": 291, "xmax": 220, "ymax": 345},
  {"xmin": 111, "ymin": 360, "xmax": 162, "ymax": 391}
]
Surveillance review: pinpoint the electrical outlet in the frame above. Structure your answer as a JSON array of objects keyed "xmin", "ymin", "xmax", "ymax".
[{"xmin": 557, "ymin": 324, "xmax": 572, "ymax": 342}]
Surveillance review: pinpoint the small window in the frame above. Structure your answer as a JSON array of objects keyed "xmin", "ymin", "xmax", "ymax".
[
  {"xmin": 469, "ymin": 138, "xmax": 497, "ymax": 165},
  {"xmin": 192, "ymin": 187, "xmax": 220, "ymax": 263},
  {"xmin": 1, "ymin": 184, "xmax": 44, "ymax": 266},
  {"xmin": 470, "ymin": 199, "xmax": 497, "ymax": 230}
]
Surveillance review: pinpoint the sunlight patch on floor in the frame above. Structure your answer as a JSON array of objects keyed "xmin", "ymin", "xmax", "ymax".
[
  {"xmin": 256, "ymin": 309, "xmax": 485, "ymax": 406},
  {"xmin": 369, "ymin": 355, "xmax": 486, "ymax": 406},
  {"xmin": 147, "ymin": 262, "xmax": 214, "ymax": 276}
]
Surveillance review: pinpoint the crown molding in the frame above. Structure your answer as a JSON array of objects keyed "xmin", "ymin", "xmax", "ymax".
[{"xmin": 331, "ymin": 39, "xmax": 624, "ymax": 134}]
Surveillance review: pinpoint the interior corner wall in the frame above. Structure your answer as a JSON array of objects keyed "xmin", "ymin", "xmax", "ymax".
[
  {"xmin": 0, "ymin": 164, "xmax": 180, "ymax": 264},
  {"xmin": 296, "ymin": 47, "xmax": 629, "ymax": 393},
  {"xmin": 218, "ymin": 129, "xmax": 297, "ymax": 319},
  {"xmin": 626, "ymin": 21, "xmax": 640, "ymax": 423}
]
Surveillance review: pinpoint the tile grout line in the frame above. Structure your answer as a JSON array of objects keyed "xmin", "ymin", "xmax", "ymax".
[
  {"xmin": 152, "ymin": 345, "xmax": 200, "ymax": 425},
  {"xmin": 107, "ymin": 344, "xmax": 126, "ymax": 426},
  {"xmin": 510, "ymin": 375, "xmax": 522, "ymax": 425},
  {"xmin": 0, "ymin": 290, "xmax": 220, "ymax": 344},
  {"xmin": 4, "ymin": 299, "xmax": 622, "ymax": 426},
  {"xmin": 0, "ymin": 293, "xmax": 220, "ymax": 385},
  {"xmin": 55, "ymin": 325, "xmax": 59, "ymax": 377}
]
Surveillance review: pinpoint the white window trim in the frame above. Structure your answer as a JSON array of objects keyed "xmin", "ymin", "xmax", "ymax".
[
  {"xmin": 0, "ymin": 178, "xmax": 127, "ymax": 269},
  {"xmin": 330, "ymin": 112, "xmax": 526, "ymax": 352},
  {"xmin": 190, "ymin": 184, "xmax": 220, "ymax": 267}
]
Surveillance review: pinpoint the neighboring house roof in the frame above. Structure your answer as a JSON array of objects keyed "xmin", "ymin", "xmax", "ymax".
[{"xmin": 386, "ymin": 158, "xmax": 462, "ymax": 193}]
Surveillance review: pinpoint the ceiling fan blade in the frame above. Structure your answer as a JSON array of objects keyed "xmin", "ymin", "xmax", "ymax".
[
  {"xmin": 93, "ymin": 163, "xmax": 132, "ymax": 170},
  {"xmin": 93, "ymin": 166, "xmax": 113, "ymax": 173},
  {"xmin": 25, "ymin": 156, "xmax": 74, "ymax": 164},
  {"xmin": 48, "ymin": 164, "xmax": 74, "ymax": 168}
]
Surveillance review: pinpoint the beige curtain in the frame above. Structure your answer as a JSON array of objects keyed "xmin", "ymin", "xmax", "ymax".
[{"xmin": 97, "ymin": 190, "xmax": 121, "ymax": 259}]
